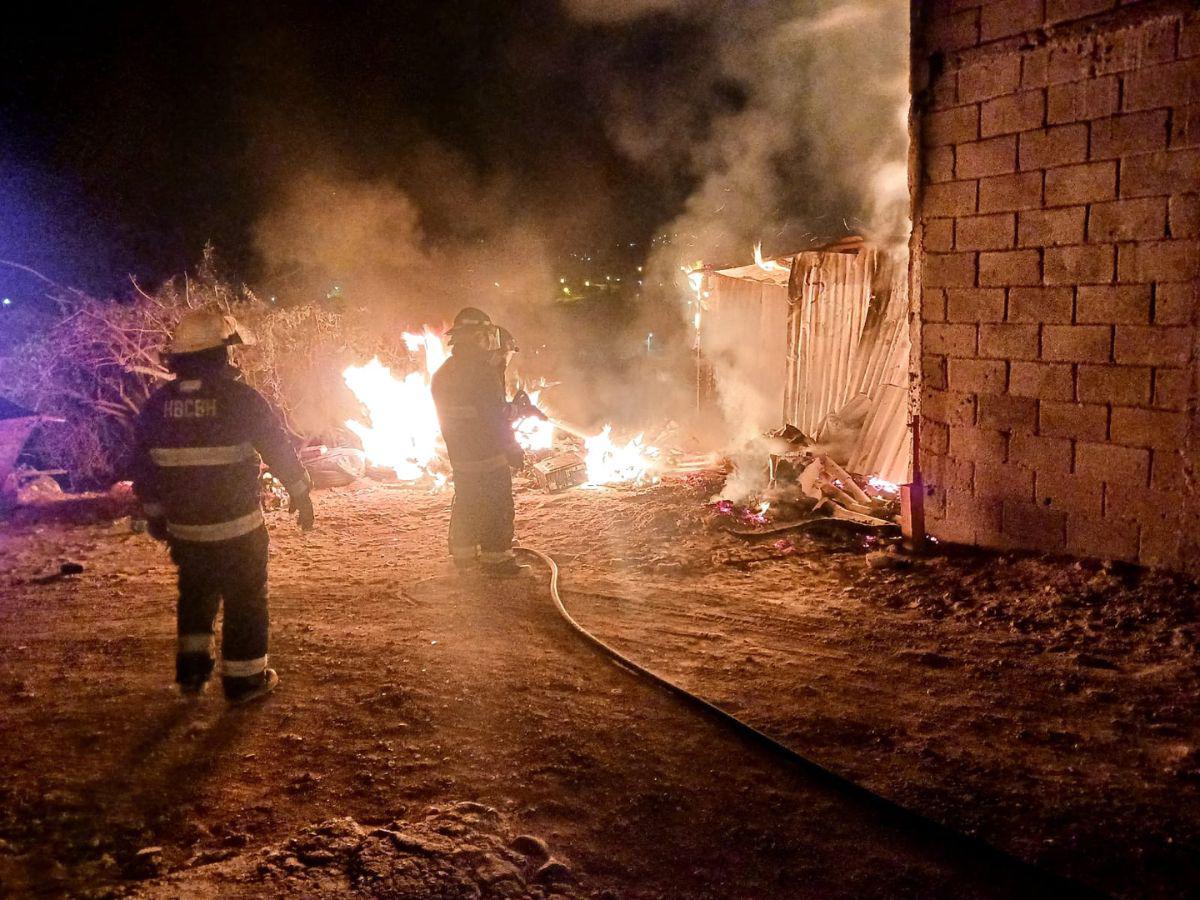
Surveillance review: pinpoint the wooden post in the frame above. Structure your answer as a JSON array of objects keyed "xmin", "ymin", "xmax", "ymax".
[{"xmin": 901, "ymin": 417, "xmax": 926, "ymax": 551}]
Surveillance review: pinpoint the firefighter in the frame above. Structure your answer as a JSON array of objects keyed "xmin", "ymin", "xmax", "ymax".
[
  {"xmin": 431, "ymin": 307, "xmax": 528, "ymax": 576},
  {"xmin": 130, "ymin": 310, "xmax": 315, "ymax": 702}
]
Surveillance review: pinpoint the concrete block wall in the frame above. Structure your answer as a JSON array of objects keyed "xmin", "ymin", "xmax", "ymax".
[{"xmin": 912, "ymin": 0, "xmax": 1200, "ymax": 572}]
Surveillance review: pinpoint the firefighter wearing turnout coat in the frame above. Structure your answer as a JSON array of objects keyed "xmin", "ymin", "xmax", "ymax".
[
  {"xmin": 431, "ymin": 308, "xmax": 529, "ymax": 576},
  {"xmin": 130, "ymin": 310, "xmax": 315, "ymax": 702}
]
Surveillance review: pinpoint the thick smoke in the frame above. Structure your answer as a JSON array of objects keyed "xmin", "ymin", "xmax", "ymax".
[
  {"xmin": 248, "ymin": 0, "xmax": 910, "ymax": 443},
  {"xmin": 567, "ymin": 0, "xmax": 911, "ymax": 269},
  {"xmin": 253, "ymin": 163, "xmax": 554, "ymax": 333},
  {"xmin": 565, "ymin": 0, "xmax": 912, "ymax": 449}
]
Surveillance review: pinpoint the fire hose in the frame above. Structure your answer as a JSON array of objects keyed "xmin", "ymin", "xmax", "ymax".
[{"xmin": 515, "ymin": 546, "xmax": 1103, "ymax": 899}]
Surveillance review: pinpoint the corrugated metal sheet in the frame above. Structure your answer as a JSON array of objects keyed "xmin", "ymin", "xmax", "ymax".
[
  {"xmin": 705, "ymin": 243, "xmax": 911, "ymax": 484},
  {"xmin": 784, "ymin": 246, "xmax": 910, "ymax": 483},
  {"xmin": 785, "ymin": 249, "xmax": 870, "ymax": 433},
  {"xmin": 847, "ymin": 256, "xmax": 911, "ymax": 481}
]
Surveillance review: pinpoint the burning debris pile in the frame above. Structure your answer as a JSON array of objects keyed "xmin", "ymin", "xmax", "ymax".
[
  {"xmin": 668, "ymin": 239, "xmax": 913, "ymax": 550},
  {"xmin": 317, "ymin": 311, "xmax": 903, "ymax": 562},
  {"xmin": 336, "ymin": 327, "xmax": 661, "ymax": 491},
  {"xmin": 708, "ymin": 441, "xmax": 901, "ymax": 541}
]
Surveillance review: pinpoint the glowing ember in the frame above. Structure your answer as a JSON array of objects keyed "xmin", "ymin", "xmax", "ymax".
[
  {"xmin": 746, "ymin": 501, "xmax": 770, "ymax": 526},
  {"xmin": 584, "ymin": 426, "xmax": 658, "ymax": 485},
  {"xmin": 709, "ymin": 499, "xmax": 770, "ymax": 527}
]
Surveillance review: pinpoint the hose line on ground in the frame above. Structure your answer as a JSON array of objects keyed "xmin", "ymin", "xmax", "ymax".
[{"xmin": 516, "ymin": 546, "xmax": 1102, "ymax": 900}]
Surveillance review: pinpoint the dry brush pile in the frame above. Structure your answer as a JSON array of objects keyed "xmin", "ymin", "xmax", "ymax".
[{"xmin": 0, "ymin": 248, "xmax": 397, "ymax": 488}]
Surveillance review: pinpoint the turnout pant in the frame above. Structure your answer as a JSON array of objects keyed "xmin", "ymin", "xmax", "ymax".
[
  {"xmin": 448, "ymin": 463, "xmax": 515, "ymax": 567},
  {"xmin": 170, "ymin": 526, "xmax": 270, "ymax": 691}
]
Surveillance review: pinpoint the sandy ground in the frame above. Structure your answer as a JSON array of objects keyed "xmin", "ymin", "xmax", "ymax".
[{"xmin": 0, "ymin": 476, "xmax": 1197, "ymax": 898}]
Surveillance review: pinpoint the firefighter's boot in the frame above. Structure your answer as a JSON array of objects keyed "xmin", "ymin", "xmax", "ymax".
[
  {"xmin": 176, "ymin": 638, "xmax": 215, "ymax": 696},
  {"xmin": 224, "ymin": 668, "xmax": 279, "ymax": 704}
]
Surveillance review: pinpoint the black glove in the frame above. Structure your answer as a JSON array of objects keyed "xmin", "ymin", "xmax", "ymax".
[
  {"xmin": 147, "ymin": 518, "xmax": 170, "ymax": 542},
  {"xmin": 289, "ymin": 491, "xmax": 315, "ymax": 531},
  {"xmin": 506, "ymin": 447, "xmax": 527, "ymax": 470}
]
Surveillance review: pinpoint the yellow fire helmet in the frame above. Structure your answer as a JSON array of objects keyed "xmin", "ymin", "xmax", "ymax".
[{"xmin": 168, "ymin": 310, "xmax": 256, "ymax": 355}]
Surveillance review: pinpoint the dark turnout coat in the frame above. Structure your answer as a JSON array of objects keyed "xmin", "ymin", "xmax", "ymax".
[
  {"xmin": 430, "ymin": 351, "xmax": 522, "ymax": 475},
  {"xmin": 131, "ymin": 369, "xmax": 309, "ymax": 542}
]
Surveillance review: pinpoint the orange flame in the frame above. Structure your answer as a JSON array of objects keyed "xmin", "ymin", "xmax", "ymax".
[
  {"xmin": 343, "ymin": 328, "xmax": 658, "ymax": 485},
  {"xmin": 753, "ymin": 241, "xmax": 789, "ymax": 275}
]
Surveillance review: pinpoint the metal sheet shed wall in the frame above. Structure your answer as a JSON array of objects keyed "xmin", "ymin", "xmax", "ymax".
[
  {"xmin": 703, "ymin": 275, "xmax": 790, "ymax": 436},
  {"xmin": 706, "ymin": 244, "xmax": 912, "ymax": 484}
]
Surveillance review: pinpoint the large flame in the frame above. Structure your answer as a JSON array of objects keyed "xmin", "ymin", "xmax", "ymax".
[
  {"xmin": 402, "ymin": 328, "xmax": 447, "ymax": 374},
  {"xmin": 343, "ymin": 330, "xmax": 447, "ymax": 480},
  {"xmin": 343, "ymin": 328, "xmax": 654, "ymax": 487},
  {"xmin": 584, "ymin": 426, "xmax": 658, "ymax": 485}
]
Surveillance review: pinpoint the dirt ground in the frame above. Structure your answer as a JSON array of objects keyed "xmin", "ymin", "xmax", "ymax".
[{"xmin": 0, "ymin": 476, "xmax": 1197, "ymax": 898}]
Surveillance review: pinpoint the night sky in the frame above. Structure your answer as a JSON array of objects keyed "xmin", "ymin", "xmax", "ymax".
[{"xmin": 1, "ymin": 1, "xmax": 711, "ymax": 298}]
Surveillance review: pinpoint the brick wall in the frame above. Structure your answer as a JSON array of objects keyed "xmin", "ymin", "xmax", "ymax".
[{"xmin": 912, "ymin": 0, "xmax": 1200, "ymax": 572}]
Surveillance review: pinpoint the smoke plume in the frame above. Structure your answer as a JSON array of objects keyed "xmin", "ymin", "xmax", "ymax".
[
  {"xmin": 564, "ymin": 0, "xmax": 911, "ymax": 268},
  {"xmin": 253, "ymin": 163, "xmax": 555, "ymax": 333},
  {"xmin": 563, "ymin": 0, "xmax": 912, "ymax": 448},
  {"xmin": 247, "ymin": 0, "xmax": 911, "ymax": 440}
]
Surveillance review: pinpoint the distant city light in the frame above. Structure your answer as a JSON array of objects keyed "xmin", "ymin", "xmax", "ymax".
[{"xmin": 1, "ymin": 298, "xmax": 10, "ymax": 306}]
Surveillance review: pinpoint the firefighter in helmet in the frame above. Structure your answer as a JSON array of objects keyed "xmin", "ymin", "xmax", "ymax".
[
  {"xmin": 431, "ymin": 307, "xmax": 528, "ymax": 576},
  {"xmin": 130, "ymin": 310, "xmax": 315, "ymax": 702}
]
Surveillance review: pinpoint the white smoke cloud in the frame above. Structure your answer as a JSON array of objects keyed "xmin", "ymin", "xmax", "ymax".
[{"xmin": 250, "ymin": 1, "xmax": 912, "ymax": 443}]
